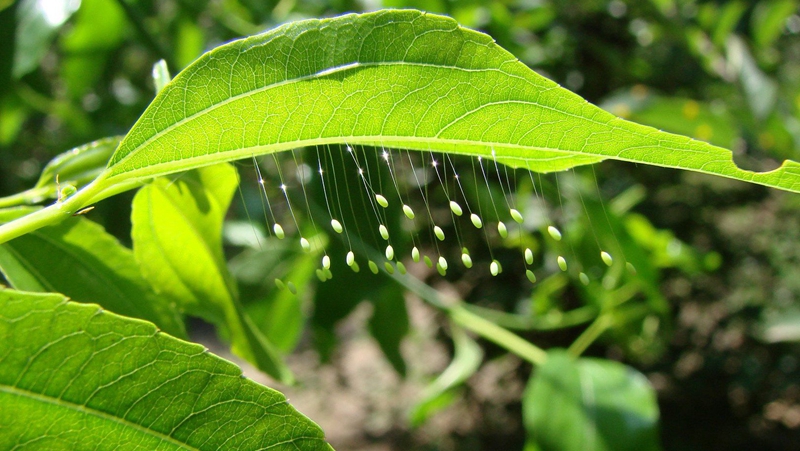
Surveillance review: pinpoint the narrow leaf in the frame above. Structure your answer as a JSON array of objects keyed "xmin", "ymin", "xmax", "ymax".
[
  {"xmin": 0, "ymin": 216, "xmax": 185, "ymax": 337},
  {"xmin": 100, "ymin": 9, "xmax": 800, "ymax": 195},
  {"xmin": 0, "ymin": 288, "xmax": 332, "ymax": 451},
  {"xmin": 35, "ymin": 136, "xmax": 120, "ymax": 190},
  {"xmin": 131, "ymin": 163, "xmax": 293, "ymax": 383},
  {"xmin": 230, "ymin": 241, "xmax": 320, "ymax": 354}
]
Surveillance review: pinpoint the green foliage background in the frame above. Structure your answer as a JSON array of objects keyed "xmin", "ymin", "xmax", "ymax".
[{"xmin": 2, "ymin": 1, "xmax": 800, "ymax": 450}]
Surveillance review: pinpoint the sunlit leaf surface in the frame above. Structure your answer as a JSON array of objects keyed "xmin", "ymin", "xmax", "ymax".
[
  {"xmin": 102, "ymin": 10, "xmax": 800, "ymax": 194},
  {"xmin": 0, "ymin": 288, "xmax": 333, "ymax": 450}
]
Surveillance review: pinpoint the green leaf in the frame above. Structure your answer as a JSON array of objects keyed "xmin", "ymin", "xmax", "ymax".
[
  {"xmin": 523, "ymin": 350, "xmax": 661, "ymax": 451},
  {"xmin": 131, "ymin": 163, "xmax": 294, "ymax": 383},
  {"xmin": 0, "ymin": 216, "xmax": 185, "ymax": 337},
  {"xmin": 0, "ymin": 288, "xmax": 333, "ymax": 451},
  {"xmin": 752, "ymin": 0, "xmax": 798, "ymax": 48},
  {"xmin": 97, "ymin": 9, "xmax": 800, "ymax": 196}
]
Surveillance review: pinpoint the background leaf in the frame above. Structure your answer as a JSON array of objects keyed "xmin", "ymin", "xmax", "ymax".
[
  {"xmin": 229, "ymin": 239, "xmax": 320, "ymax": 354},
  {"xmin": 0, "ymin": 288, "xmax": 333, "ymax": 451},
  {"xmin": 409, "ymin": 324, "xmax": 483, "ymax": 426},
  {"xmin": 523, "ymin": 350, "xmax": 661, "ymax": 451},
  {"xmin": 368, "ymin": 284, "xmax": 410, "ymax": 376},
  {"xmin": 0, "ymin": 215, "xmax": 184, "ymax": 337},
  {"xmin": 13, "ymin": 0, "xmax": 80, "ymax": 78}
]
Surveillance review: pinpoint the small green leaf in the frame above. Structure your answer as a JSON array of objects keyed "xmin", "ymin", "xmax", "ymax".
[
  {"xmin": 131, "ymin": 163, "xmax": 293, "ymax": 383},
  {"xmin": 230, "ymin": 239, "xmax": 322, "ymax": 354},
  {"xmin": 36, "ymin": 137, "xmax": 120, "ymax": 190},
  {"xmin": 523, "ymin": 350, "xmax": 661, "ymax": 451},
  {"xmin": 0, "ymin": 288, "xmax": 333, "ymax": 451},
  {"xmin": 152, "ymin": 59, "xmax": 171, "ymax": 94},
  {"xmin": 0, "ymin": 216, "xmax": 184, "ymax": 337}
]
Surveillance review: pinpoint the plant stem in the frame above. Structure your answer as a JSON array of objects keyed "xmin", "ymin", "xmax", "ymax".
[
  {"xmin": 0, "ymin": 179, "xmax": 104, "ymax": 244},
  {"xmin": 463, "ymin": 303, "xmax": 598, "ymax": 331},
  {"xmin": 567, "ymin": 314, "xmax": 613, "ymax": 357},
  {"xmin": 449, "ymin": 305, "xmax": 548, "ymax": 366},
  {"xmin": 0, "ymin": 187, "xmax": 52, "ymax": 208}
]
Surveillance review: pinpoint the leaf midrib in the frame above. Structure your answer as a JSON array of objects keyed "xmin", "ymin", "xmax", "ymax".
[{"xmin": 0, "ymin": 384, "xmax": 199, "ymax": 450}]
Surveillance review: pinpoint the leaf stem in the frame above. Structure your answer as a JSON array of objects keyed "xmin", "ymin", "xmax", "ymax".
[
  {"xmin": 0, "ymin": 180, "xmax": 105, "ymax": 244},
  {"xmin": 448, "ymin": 305, "xmax": 548, "ymax": 366},
  {"xmin": 567, "ymin": 314, "xmax": 614, "ymax": 357},
  {"xmin": 0, "ymin": 187, "xmax": 52, "ymax": 208}
]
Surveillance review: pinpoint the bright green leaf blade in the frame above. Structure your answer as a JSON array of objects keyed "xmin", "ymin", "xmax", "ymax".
[
  {"xmin": 0, "ymin": 216, "xmax": 185, "ymax": 337},
  {"xmin": 0, "ymin": 288, "xmax": 333, "ymax": 451},
  {"xmin": 100, "ymin": 9, "xmax": 800, "ymax": 195},
  {"xmin": 131, "ymin": 163, "xmax": 293, "ymax": 383},
  {"xmin": 523, "ymin": 350, "xmax": 661, "ymax": 451}
]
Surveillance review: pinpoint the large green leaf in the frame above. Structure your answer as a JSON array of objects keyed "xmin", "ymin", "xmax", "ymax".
[
  {"xmin": 100, "ymin": 9, "xmax": 799, "ymax": 193},
  {"xmin": 523, "ymin": 350, "xmax": 660, "ymax": 451},
  {"xmin": 0, "ymin": 288, "xmax": 333, "ymax": 450},
  {"xmin": 0, "ymin": 216, "xmax": 185, "ymax": 337},
  {"xmin": 131, "ymin": 163, "xmax": 293, "ymax": 384}
]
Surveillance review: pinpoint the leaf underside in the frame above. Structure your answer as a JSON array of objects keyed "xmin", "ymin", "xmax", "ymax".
[
  {"xmin": 103, "ymin": 9, "xmax": 800, "ymax": 194},
  {"xmin": 0, "ymin": 288, "xmax": 332, "ymax": 451}
]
